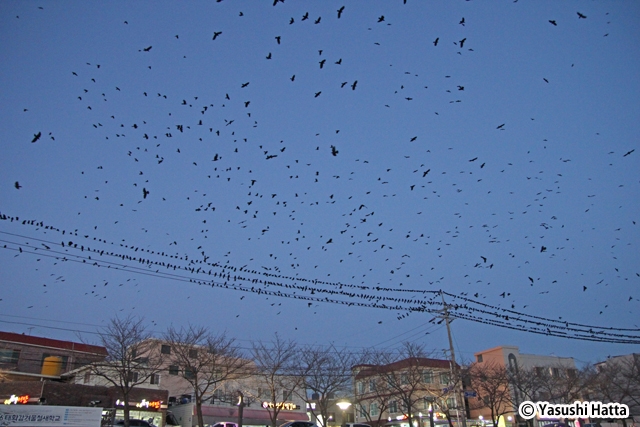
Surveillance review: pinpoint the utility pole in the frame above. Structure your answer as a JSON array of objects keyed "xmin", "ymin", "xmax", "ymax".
[{"xmin": 440, "ymin": 292, "xmax": 467, "ymax": 427}]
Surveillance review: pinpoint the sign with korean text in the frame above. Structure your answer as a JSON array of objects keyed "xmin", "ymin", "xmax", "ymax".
[{"xmin": 0, "ymin": 405, "xmax": 102, "ymax": 426}]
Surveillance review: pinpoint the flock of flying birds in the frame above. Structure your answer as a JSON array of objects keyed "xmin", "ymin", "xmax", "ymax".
[{"xmin": 2, "ymin": 2, "xmax": 639, "ymax": 346}]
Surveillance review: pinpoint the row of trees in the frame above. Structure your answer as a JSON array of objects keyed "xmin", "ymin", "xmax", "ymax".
[
  {"xmin": 89, "ymin": 316, "xmax": 363, "ymax": 427},
  {"xmin": 467, "ymin": 355, "xmax": 640, "ymax": 427},
  {"xmin": 87, "ymin": 316, "xmax": 640, "ymax": 427}
]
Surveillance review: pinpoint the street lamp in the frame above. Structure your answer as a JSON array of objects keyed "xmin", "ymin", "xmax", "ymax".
[
  {"xmin": 424, "ymin": 398, "xmax": 435, "ymax": 427},
  {"xmin": 336, "ymin": 400, "xmax": 352, "ymax": 427}
]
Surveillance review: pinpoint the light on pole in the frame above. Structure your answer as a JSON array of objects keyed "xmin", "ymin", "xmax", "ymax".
[{"xmin": 336, "ymin": 401, "xmax": 352, "ymax": 427}]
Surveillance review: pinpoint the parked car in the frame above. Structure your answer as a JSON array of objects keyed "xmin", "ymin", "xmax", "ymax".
[
  {"xmin": 114, "ymin": 420, "xmax": 156, "ymax": 427},
  {"xmin": 212, "ymin": 422, "xmax": 239, "ymax": 427},
  {"xmin": 280, "ymin": 422, "xmax": 317, "ymax": 427},
  {"xmin": 346, "ymin": 423, "xmax": 372, "ymax": 427}
]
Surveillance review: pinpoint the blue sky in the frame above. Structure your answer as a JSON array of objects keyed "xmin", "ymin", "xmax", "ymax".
[{"xmin": 1, "ymin": 0, "xmax": 639, "ymax": 365}]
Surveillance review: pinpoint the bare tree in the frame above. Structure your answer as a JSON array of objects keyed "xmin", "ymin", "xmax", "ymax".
[
  {"xmin": 467, "ymin": 361, "xmax": 513, "ymax": 427},
  {"xmin": 589, "ymin": 355, "xmax": 640, "ymax": 427},
  {"xmin": 90, "ymin": 315, "xmax": 164, "ymax": 427},
  {"xmin": 506, "ymin": 366, "xmax": 545, "ymax": 427},
  {"xmin": 251, "ymin": 333, "xmax": 302, "ymax": 427},
  {"xmin": 534, "ymin": 364, "xmax": 584, "ymax": 404},
  {"xmin": 353, "ymin": 371, "xmax": 393, "ymax": 427},
  {"xmin": 297, "ymin": 344, "xmax": 363, "ymax": 427},
  {"xmin": 427, "ymin": 370, "xmax": 465, "ymax": 427},
  {"xmin": 357, "ymin": 342, "xmax": 450, "ymax": 427},
  {"xmin": 163, "ymin": 325, "xmax": 252, "ymax": 427}
]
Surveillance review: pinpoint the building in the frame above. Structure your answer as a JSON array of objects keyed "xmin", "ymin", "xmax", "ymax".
[
  {"xmin": 0, "ymin": 380, "xmax": 169, "ymax": 426},
  {"xmin": 468, "ymin": 346, "xmax": 577, "ymax": 427},
  {"xmin": 591, "ymin": 353, "xmax": 640, "ymax": 424},
  {"xmin": 352, "ymin": 357, "xmax": 463, "ymax": 427},
  {"xmin": 0, "ymin": 332, "xmax": 107, "ymax": 381},
  {"xmin": 0, "ymin": 330, "xmax": 108, "ymax": 381},
  {"xmin": 131, "ymin": 339, "xmax": 309, "ymax": 427}
]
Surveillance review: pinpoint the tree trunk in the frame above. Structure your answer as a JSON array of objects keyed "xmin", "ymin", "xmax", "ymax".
[
  {"xmin": 123, "ymin": 396, "xmax": 131, "ymax": 427},
  {"xmin": 196, "ymin": 393, "xmax": 205, "ymax": 427}
]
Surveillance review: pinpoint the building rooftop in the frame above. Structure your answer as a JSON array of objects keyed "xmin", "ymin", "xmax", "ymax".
[
  {"xmin": 0, "ymin": 331, "xmax": 108, "ymax": 356},
  {"xmin": 354, "ymin": 357, "xmax": 453, "ymax": 379}
]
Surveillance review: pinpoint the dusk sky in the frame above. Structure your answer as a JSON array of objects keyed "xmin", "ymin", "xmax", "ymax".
[{"xmin": 1, "ymin": 0, "xmax": 639, "ymax": 366}]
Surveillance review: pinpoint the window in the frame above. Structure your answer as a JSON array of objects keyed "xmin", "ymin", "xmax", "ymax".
[
  {"xmin": 83, "ymin": 371, "xmax": 91, "ymax": 384},
  {"xmin": 551, "ymin": 367, "xmax": 560, "ymax": 377},
  {"xmin": 357, "ymin": 381, "xmax": 364, "ymax": 394},
  {"xmin": 128, "ymin": 371, "xmax": 139, "ymax": 383},
  {"xmin": 283, "ymin": 390, "xmax": 292, "ymax": 401},
  {"xmin": 567, "ymin": 368, "xmax": 577, "ymax": 378},
  {"xmin": 358, "ymin": 404, "xmax": 368, "ymax": 418},
  {"xmin": 439, "ymin": 372, "xmax": 450, "ymax": 384},
  {"xmin": 189, "ymin": 348, "xmax": 198, "ymax": 359},
  {"xmin": 370, "ymin": 403, "xmax": 378, "ymax": 416},
  {"xmin": 446, "ymin": 398, "xmax": 455, "ymax": 408},
  {"xmin": 368, "ymin": 379, "xmax": 376, "ymax": 392},
  {"xmin": 401, "ymin": 373, "xmax": 409, "ymax": 384},
  {"xmin": 422, "ymin": 370, "xmax": 433, "ymax": 384},
  {"xmin": 169, "ymin": 365, "xmax": 179, "ymax": 375},
  {"xmin": 184, "ymin": 367, "xmax": 195, "ymax": 379},
  {"xmin": 389, "ymin": 400, "xmax": 398, "ymax": 414},
  {"xmin": 476, "ymin": 354, "xmax": 483, "ymax": 363},
  {"xmin": 150, "ymin": 374, "xmax": 160, "ymax": 385},
  {"xmin": 534, "ymin": 367, "xmax": 544, "ymax": 376},
  {"xmin": 161, "ymin": 344, "xmax": 171, "ymax": 354},
  {"xmin": 0, "ymin": 349, "xmax": 20, "ymax": 364}
]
